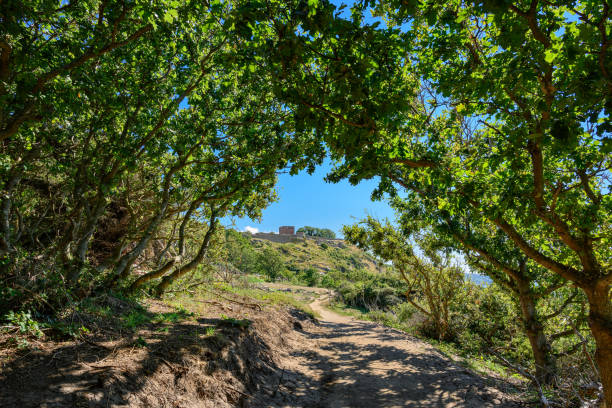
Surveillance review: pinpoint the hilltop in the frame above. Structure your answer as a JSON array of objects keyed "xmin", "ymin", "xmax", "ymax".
[{"xmin": 247, "ymin": 233, "xmax": 381, "ymax": 277}]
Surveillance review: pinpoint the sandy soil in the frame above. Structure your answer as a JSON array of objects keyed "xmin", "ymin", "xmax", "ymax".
[
  {"xmin": 252, "ymin": 286, "xmax": 524, "ymax": 408},
  {"xmin": 306, "ymin": 296, "xmax": 520, "ymax": 407}
]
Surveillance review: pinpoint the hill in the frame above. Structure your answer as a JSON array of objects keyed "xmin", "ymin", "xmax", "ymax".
[
  {"xmin": 220, "ymin": 230, "xmax": 406, "ymax": 311},
  {"xmin": 248, "ymin": 234, "xmax": 382, "ymax": 277}
]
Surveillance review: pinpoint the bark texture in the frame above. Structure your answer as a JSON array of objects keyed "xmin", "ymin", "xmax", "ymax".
[{"xmin": 154, "ymin": 212, "xmax": 218, "ymax": 297}]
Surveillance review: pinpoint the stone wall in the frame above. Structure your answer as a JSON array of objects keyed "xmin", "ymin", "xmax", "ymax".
[
  {"xmin": 250, "ymin": 232, "xmax": 303, "ymax": 244},
  {"xmin": 307, "ymin": 236, "xmax": 346, "ymax": 248},
  {"xmin": 278, "ymin": 226, "xmax": 295, "ymax": 235},
  {"xmin": 247, "ymin": 232, "xmax": 345, "ymax": 247}
]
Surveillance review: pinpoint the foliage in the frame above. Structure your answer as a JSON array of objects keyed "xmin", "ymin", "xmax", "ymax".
[
  {"xmin": 334, "ymin": 276, "xmax": 403, "ymax": 310},
  {"xmin": 1, "ymin": 0, "xmax": 609, "ymax": 403},
  {"xmin": 1, "ymin": 0, "xmax": 406, "ymax": 309},
  {"xmin": 219, "ymin": 314, "xmax": 251, "ymax": 328},
  {"xmin": 344, "ymin": 217, "xmax": 465, "ymax": 340},
  {"xmin": 216, "ymin": 284, "xmax": 318, "ymax": 320},
  {"xmin": 47, "ymin": 321, "xmax": 90, "ymax": 339},
  {"xmin": 224, "ymin": 233, "xmax": 383, "ymax": 284},
  {"xmin": 319, "ymin": 0, "xmax": 611, "ymax": 400},
  {"xmin": 3, "ymin": 310, "xmax": 43, "ymax": 338},
  {"xmin": 296, "ymin": 226, "xmax": 336, "ymax": 239},
  {"xmin": 299, "ymin": 268, "xmax": 320, "ymax": 287},
  {"xmin": 223, "ymin": 229, "xmax": 259, "ymax": 275},
  {"xmin": 255, "ymin": 248, "xmax": 286, "ymax": 281}
]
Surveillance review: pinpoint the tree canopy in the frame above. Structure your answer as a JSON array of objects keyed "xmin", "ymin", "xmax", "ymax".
[
  {"xmin": 322, "ymin": 0, "xmax": 611, "ymax": 401},
  {"xmin": 297, "ymin": 226, "xmax": 337, "ymax": 239},
  {"xmin": 1, "ymin": 0, "xmax": 610, "ymax": 404}
]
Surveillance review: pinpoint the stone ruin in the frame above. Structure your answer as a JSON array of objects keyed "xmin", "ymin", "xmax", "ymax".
[
  {"xmin": 278, "ymin": 226, "xmax": 295, "ymax": 235},
  {"xmin": 248, "ymin": 225, "xmax": 343, "ymax": 247},
  {"xmin": 279, "ymin": 226, "xmax": 304, "ymax": 237}
]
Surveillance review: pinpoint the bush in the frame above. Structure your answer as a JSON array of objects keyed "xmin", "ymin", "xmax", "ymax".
[
  {"xmin": 297, "ymin": 226, "xmax": 336, "ymax": 239},
  {"xmin": 367, "ymin": 310, "xmax": 395, "ymax": 326},
  {"xmin": 320, "ymin": 273, "xmax": 338, "ymax": 288},
  {"xmin": 452, "ymin": 283, "xmax": 520, "ymax": 357},
  {"xmin": 394, "ymin": 302, "xmax": 418, "ymax": 323},
  {"xmin": 336, "ymin": 280, "xmax": 402, "ymax": 310},
  {"xmin": 255, "ymin": 248, "xmax": 286, "ymax": 281},
  {"xmin": 224, "ymin": 230, "xmax": 259, "ymax": 274},
  {"xmin": 4, "ymin": 310, "xmax": 44, "ymax": 338},
  {"xmin": 299, "ymin": 268, "xmax": 320, "ymax": 287}
]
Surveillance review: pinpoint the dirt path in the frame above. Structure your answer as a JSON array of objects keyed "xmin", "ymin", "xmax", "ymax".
[
  {"xmin": 0, "ymin": 287, "xmax": 523, "ymax": 407},
  {"xmin": 263, "ymin": 289, "xmax": 523, "ymax": 408}
]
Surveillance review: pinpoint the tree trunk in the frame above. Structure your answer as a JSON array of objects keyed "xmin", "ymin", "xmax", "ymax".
[
  {"xmin": 128, "ymin": 257, "xmax": 178, "ymax": 292},
  {"xmin": 154, "ymin": 212, "xmax": 217, "ymax": 297},
  {"xmin": 111, "ymin": 160, "xmax": 185, "ymax": 282},
  {"xmin": 111, "ymin": 221, "xmax": 160, "ymax": 283},
  {"xmin": 516, "ymin": 284, "xmax": 557, "ymax": 385},
  {"xmin": 67, "ymin": 198, "xmax": 107, "ymax": 282},
  {"xmin": 585, "ymin": 279, "xmax": 612, "ymax": 408},
  {"xmin": 128, "ymin": 200, "xmax": 198, "ymax": 291},
  {"xmin": 0, "ymin": 173, "xmax": 21, "ymax": 255}
]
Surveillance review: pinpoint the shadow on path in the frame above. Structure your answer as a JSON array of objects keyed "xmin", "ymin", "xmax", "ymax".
[{"xmin": 287, "ymin": 298, "xmax": 525, "ymax": 408}]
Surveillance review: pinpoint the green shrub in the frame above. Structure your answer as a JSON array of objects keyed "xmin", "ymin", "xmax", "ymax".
[
  {"xmin": 47, "ymin": 321, "xmax": 90, "ymax": 339},
  {"xmin": 4, "ymin": 310, "xmax": 43, "ymax": 338},
  {"xmin": 224, "ymin": 230, "xmax": 259, "ymax": 274},
  {"xmin": 320, "ymin": 273, "xmax": 338, "ymax": 288},
  {"xmin": 394, "ymin": 302, "xmax": 417, "ymax": 323},
  {"xmin": 256, "ymin": 248, "xmax": 286, "ymax": 281},
  {"xmin": 121, "ymin": 309, "xmax": 153, "ymax": 329},
  {"xmin": 300, "ymin": 268, "xmax": 320, "ymax": 287},
  {"xmin": 367, "ymin": 310, "xmax": 394, "ymax": 325}
]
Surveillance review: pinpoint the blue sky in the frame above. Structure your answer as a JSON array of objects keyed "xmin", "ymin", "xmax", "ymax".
[{"xmin": 223, "ymin": 160, "xmax": 394, "ymax": 237}]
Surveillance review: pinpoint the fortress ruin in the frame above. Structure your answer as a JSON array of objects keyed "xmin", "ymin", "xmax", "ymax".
[
  {"xmin": 278, "ymin": 226, "xmax": 295, "ymax": 235},
  {"xmin": 247, "ymin": 226, "xmax": 344, "ymax": 247}
]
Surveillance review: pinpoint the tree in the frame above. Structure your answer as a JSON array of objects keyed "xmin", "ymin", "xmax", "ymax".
[
  {"xmin": 0, "ymin": 1, "xmax": 156, "ymax": 145},
  {"xmin": 223, "ymin": 229, "xmax": 259, "ymax": 275},
  {"xmin": 256, "ymin": 248, "xmax": 285, "ymax": 281},
  {"xmin": 318, "ymin": 0, "xmax": 611, "ymax": 401},
  {"xmin": 297, "ymin": 226, "xmax": 336, "ymax": 239},
  {"xmin": 1, "ymin": 0, "xmax": 412, "ymax": 311},
  {"xmin": 343, "ymin": 216, "xmax": 465, "ymax": 341},
  {"xmin": 392, "ymin": 195, "xmax": 591, "ymax": 385}
]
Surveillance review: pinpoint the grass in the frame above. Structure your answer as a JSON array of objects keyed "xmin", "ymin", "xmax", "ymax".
[
  {"xmin": 254, "ymin": 238, "xmax": 379, "ymax": 280},
  {"xmin": 328, "ymin": 301, "xmax": 418, "ymax": 334},
  {"xmin": 328, "ymin": 301, "xmax": 369, "ymax": 317},
  {"xmin": 158, "ymin": 279, "xmax": 319, "ymax": 320},
  {"xmin": 80, "ymin": 300, "xmax": 113, "ymax": 319},
  {"xmin": 428, "ymin": 338, "xmax": 514, "ymax": 379},
  {"xmin": 245, "ymin": 275, "xmax": 266, "ymax": 284},
  {"xmin": 119, "ymin": 305, "xmax": 194, "ymax": 330},
  {"xmin": 230, "ymin": 287, "xmax": 320, "ymax": 319}
]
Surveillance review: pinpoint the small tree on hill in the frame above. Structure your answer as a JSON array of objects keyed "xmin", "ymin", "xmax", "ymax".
[{"xmin": 256, "ymin": 248, "xmax": 285, "ymax": 282}]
